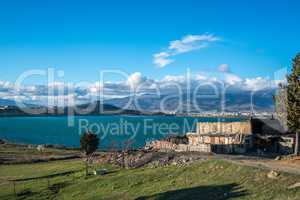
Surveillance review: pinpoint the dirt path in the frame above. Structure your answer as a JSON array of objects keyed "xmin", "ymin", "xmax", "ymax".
[{"xmin": 221, "ymin": 156, "xmax": 300, "ymax": 175}]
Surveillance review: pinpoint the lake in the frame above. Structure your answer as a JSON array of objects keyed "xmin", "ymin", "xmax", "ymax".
[{"xmin": 0, "ymin": 115, "xmax": 243, "ymax": 149}]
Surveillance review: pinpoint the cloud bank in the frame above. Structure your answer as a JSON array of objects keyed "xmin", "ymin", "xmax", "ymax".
[{"xmin": 0, "ymin": 66, "xmax": 281, "ymax": 107}]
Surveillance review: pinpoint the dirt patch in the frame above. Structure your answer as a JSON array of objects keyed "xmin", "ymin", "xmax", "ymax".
[{"xmin": 274, "ymin": 156, "xmax": 300, "ymax": 166}]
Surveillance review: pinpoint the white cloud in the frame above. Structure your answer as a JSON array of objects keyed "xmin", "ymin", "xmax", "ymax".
[
  {"xmin": 243, "ymin": 77, "xmax": 275, "ymax": 91},
  {"xmin": 127, "ymin": 72, "xmax": 147, "ymax": 89},
  {"xmin": 169, "ymin": 34, "xmax": 219, "ymax": 53},
  {"xmin": 153, "ymin": 52, "xmax": 173, "ymax": 68},
  {"xmin": 153, "ymin": 33, "xmax": 220, "ymax": 67},
  {"xmin": 88, "ymin": 82, "xmax": 103, "ymax": 93},
  {"xmin": 0, "ymin": 81, "xmax": 13, "ymax": 90},
  {"xmin": 47, "ymin": 81, "xmax": 66, "ymax": 88},
  {"xmin": 224, "ymin": 73, "xmax": 242, "ymax": 85},
  {"xmin": 218, "ymin": 64, "xmax": 230, "ymax": 73},
  {"xmin": 195, "ymin": 74, "xmax": 208, "ymax": 81},
  {"xmin": 161, "ymin": 75, "xmax": 186, "ymax": 83}
]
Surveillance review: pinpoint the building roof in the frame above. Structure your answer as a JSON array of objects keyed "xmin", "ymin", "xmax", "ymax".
[{"xmin": 251, "ymin": 118, "xmax": 288, "ymax": 135}]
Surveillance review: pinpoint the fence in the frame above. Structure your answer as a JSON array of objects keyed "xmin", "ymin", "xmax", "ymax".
[{"xmin": 7, "ymin": 169, "xmax": 80, "ymax": 198}]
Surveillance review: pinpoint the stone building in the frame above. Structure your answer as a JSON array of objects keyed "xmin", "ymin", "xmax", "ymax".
[
  {"xmin": 187, "ymin": 121, "xmax": 253, "ymax": 153},
  {"xmin": 147, "ymin": 121, "xmax": 253, "ymax": 154},
  {"xmin": 147, "ymin": 118, "xmax": 295, "ymax": 155}
]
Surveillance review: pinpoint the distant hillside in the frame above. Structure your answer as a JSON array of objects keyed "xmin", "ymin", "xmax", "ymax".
[
  {"xmin": 0, "ymin": 89, "xmax": 276, "ymax": 116},
  {"xmin": 104, "ymin": 89, "xmax": 275, "ymax": 113}
]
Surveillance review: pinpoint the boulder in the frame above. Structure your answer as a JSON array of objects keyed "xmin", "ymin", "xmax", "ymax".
[
  {"xmin": 274, "ymin": 156, "xmax": 281, "ymax": 161},
  {"xmin": 37, "ymin": 145, "xmax": 45, "ymax": 151},
  {"xmin": 93, "ymin": 169, "xmax": 108, "ymax": 176},
  {"xmin": 0, "ymin": 139, "xmax": 6, "ymax": 144},
  {"xmin": 267, "ymin": 170, "xmax": 280, "ymax": 179}
]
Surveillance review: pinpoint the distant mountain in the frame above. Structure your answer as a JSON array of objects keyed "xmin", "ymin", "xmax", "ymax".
[
  {"xmin": 0, "ymin": 88, "xmax": 276, "ymax": 116},
  {"xmin": 0, "ymin": 99, "xmax": 17, "ymax": 106},
  {"xmin": 0, "ymin": 100, "xmax": 141, "ymax": 116},
  {"xmin": 64, "ymin": 101, "xmax": 141, "ymax": 115},
  {"xmin": 0, "ymin": 98, "xmax": 47, "ymax": 108},
  {"xmin": 104, "ymin": 89, "xmax": 276, "ymax": 113}
]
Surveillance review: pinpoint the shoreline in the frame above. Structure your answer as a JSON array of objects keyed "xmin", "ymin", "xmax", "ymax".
[{"xmin": 0, "ymin": 113, "xmax": 249, "ymax": 119}]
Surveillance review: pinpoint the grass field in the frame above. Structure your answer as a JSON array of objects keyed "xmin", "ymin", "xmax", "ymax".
[{"xmin": 0, "ymin": 158, "xmax": 300, "ymax": 200}]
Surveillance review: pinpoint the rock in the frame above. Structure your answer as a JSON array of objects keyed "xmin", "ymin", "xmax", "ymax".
[
  {"xmin": 267, "ymin": 170, "xmax": 280, "ymax": 179},
  {"xmin": 171, "ymin": 161, "xmax": 177, "ymax": 166},
  {"xmin": 288, "ymin": 182, "xmax": 300, "ymax": 189},
  {"xmin": 0, "ymin": 139, "xmax": 7, "ymax": 144},
  {"xmin": 37, "ymin": 145, "xmax": 45, "ymax": 151},
  {"xmin": 93, "ymin": 169, "xmax": 108, "ymax": 176},
  {"xmin": 274, "ymin": 156, "xmax": 281, "ymax": 161}
]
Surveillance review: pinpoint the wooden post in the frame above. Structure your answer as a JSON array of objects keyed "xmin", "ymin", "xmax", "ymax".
[
  {"xmin": 295, "ymin": 132, "xmax": 299, "ymax": 155},
  {"xmin": 12, "ymin": 181, "xmax": 16, "ymax": 197},
  {"xmin": 85, "ymin": 159, "xmax": 88, "ymax": 177}
]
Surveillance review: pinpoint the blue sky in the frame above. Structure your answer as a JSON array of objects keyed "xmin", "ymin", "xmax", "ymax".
[{"xmin": 0, "ymin": 0, "xmax": 300, "ymax": 84}]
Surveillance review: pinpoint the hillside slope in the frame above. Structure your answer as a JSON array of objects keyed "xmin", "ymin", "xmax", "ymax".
[{"xmin": 0, "ymin": 158, "xmax": 299, "ymax": 200}]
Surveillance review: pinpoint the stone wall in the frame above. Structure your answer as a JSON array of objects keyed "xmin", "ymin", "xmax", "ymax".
[
  {"xmin": 187, "ymin": 144, "xmax": 211, "ymax": 152},
  {"xmin": 148, "ymin": 141, "xmax": 178, "ymax": 151},
  {"xmin": 187, "ymin": 133, "xmax": 252, "ymax": 153},
  {"xmin": 196, "ymin": 121, "xmax": 252, "ymax": 135},
  {"xmin": 279, "ymin": 136, "xmax": 294, "ymax": 154},
  {"xmin": 188, "ymin": 134, "xmax": 242, "ymax": 145},
  {"xmin": 147, "ymin": 140, "xmax": 212, "ymax": 153}
]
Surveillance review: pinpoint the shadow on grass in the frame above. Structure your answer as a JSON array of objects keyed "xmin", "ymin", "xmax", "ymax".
[
  {"xmin": 9, "ymin": 169, "xmax": 80, "ymax": 182},
  {"xmin": 136, "ymin": 183, "xmax": 247, "ymax": 200},
  {"xmin": 48, "ymin": 182, "xmax": 70, "ymax": 194}
]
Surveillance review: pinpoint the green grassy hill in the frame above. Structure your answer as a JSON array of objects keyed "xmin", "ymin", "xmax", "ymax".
[{"xmin": 0, "ymin": 158, "xmax": 299, "ymax": 200}]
